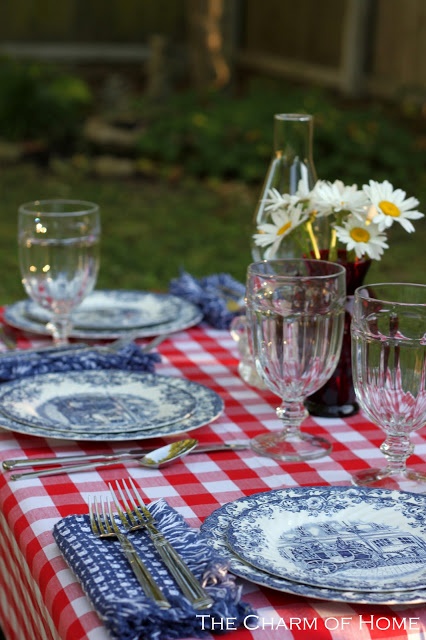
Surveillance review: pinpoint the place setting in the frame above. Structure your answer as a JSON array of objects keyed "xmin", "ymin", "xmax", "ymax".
[
  {"xmin": 0, "ymin": 199, "xmax": 227, "ymax": 447},
  {"xmin": 2, "ymin": 199, "xmax": 204, "ymax": 345},
  {"xmin": 52, "ymin": 476, "xmax": 254, "ymax": 640}
]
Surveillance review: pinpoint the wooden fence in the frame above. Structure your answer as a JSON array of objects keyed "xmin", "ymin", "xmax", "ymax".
[
  {"xmin": 238, "ymin": 0, "xmax": 426, "ymax": 100},
  {"xmin": 0, "ymin": 0, "xmax": 424, "ymax": 101}
]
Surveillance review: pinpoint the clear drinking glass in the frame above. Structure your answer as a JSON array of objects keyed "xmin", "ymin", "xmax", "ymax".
[
  {"xmin": 246, "ymin": 259, "xmax": 346, "ymax": 461},
  {"xmin": 18, "ymin": 199, "xmax": 101, "ymax": 346},
  {"xmin": 351, "ymin": 283, "xmax": 426, "ymax": 492}
]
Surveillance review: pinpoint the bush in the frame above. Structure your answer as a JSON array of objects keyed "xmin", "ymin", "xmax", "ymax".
[
  {"xmin": 0, "ymin": 57, "xmax": 93, "ymax": 145},
  {"xmin": 133, "ymin": 81, "xmax": 425, "ymax": 205}
]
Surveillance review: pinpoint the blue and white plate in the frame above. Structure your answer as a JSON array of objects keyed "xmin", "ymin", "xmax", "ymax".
[
  {"xmin": 227, "ymin": 496, "xmax": 426, "ymax": 592},
  {"xmin": 0, "ymin": 370, "xmax": 197, "ymax": 433},
  {"xmin": 0, "ymin": 372, "xmax": 224, "ymax": 441},
  {"xmin": 200, "ymin": 486, "xmax": 426, "ymax": 604},
  {"xmin": 24, "ymin": 290, "xmax": 179, "ymax": 330},
  {"xmin": 4, "ymin": 291, "xmax": 203, "ymax": 339}
]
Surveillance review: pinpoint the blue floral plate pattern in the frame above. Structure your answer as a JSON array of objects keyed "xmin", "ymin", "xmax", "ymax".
[
  {"xmin": 4, "ymin": 290, "xmax": 203, "ymax": 339},
  {"xmin": 0, "ymin": 372, "xmax": 224, "ymax": 441},
  {"xmin": 25, "ymin": 290, "xmax": 179, "ymax": 330},
  {"xmin": 227, "ymin": 495, "xmax": 426, "ymax": 592},
  {"xmin": 0, "ymin": 370, "xmax": 197, "ymax": 432},
  {"xmin": 200, "ymin": 486, "xmax": 426, "ymax": 604}
]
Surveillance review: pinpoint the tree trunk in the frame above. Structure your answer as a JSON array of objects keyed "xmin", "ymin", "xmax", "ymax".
[{"xmin": 185, "ymin": 0, "xmax": 240, "ymax": 90}]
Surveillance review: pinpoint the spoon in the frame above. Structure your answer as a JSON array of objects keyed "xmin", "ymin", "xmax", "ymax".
[{"xmin": 9, "ymin": 439, "xmax": 198, "ymax": 481}]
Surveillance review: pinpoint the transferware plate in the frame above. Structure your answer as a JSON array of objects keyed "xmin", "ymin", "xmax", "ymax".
[
  {"xmin": 0, "ymin": 373, "xmax": 224, "ymax": 441},
  {"xmin": 227, "ymin": 495, "xmax": 426, "ymax": 592},
  {"xmin": 0, "ymin": 370, "xmax": 197, "ymax": 432},
  {"xmin": 4, "ymin": 291, "xmax": 203, "ymax": 339},
  {"xmin": 24, "ymin": 290, "xmax": 179, "ymax": 330},
  {"xmin": 200, "ymin": 486, "xmax": 426, "ymax": 605}
]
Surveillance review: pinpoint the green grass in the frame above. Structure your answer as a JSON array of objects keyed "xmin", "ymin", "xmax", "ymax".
[
  {"xmin": 0, "ymin": 165, "xmax": 254, "ymax": 304},
  {"xmin": 0, "ymin": 163, "xmax": 424, "ymax": 307}
]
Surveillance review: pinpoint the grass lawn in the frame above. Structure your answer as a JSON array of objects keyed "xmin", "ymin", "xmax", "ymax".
[{"xmin": 0, "ymin": 163, "xmax": 425, "ymax": 306}]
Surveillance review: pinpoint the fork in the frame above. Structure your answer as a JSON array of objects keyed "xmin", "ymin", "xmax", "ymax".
[
  {"xmin": 88, "ymin": 494, "xmax": 171, "ymax": 609},
  {"xmin": 109, "ymin": 479, "xmax": 214, "ymax": 610}
]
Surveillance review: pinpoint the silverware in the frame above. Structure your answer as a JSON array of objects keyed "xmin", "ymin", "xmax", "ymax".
[
  {"xmin": 14, "ymin": 439, "xmax": 198, "ymax": 481},
  {"xmin": 110, "ymin": 478, "xmax": 214, "ymax": 610},
  {"xmin": 3, "ymin": 441, "xmax": 248, "ymax": 472},
  {"xmin": 0, "ymin": 331, "xmax": 169, "ymax": 360},
  {"xmin": 88, "ymin": 494, "xmax": 171, "ymax": 608}
]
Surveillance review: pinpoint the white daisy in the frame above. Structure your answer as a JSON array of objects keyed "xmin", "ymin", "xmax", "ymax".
[
  {"xmin": 263, "ymin": 187, "xmax": 299, "ymax": 213},
  {"xmin": 294, "ymin": 179, "xmax": 313, "ymax": 200},
  {"xmin": 253, "ymin": 204, "xmax": 308, "ymax": 258},
  {"xmin": 363, "ymin": 179, "xmax": 424, "ymax": 232},
  {"xmin": 334, "ymin": 215, "xmax": 389, "ymax": 260},
  {"xmin": 312, "ymin": 179, "xmax": 368, "ymax": 218}
]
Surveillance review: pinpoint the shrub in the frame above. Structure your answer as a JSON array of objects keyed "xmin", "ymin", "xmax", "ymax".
[
  {"xmin": 0, "ymin": 57, "xmax": 93, "ymax": 145},
  {"xmin": 134, "ymin": 82, "xmax": 425, "ymax": 205}
]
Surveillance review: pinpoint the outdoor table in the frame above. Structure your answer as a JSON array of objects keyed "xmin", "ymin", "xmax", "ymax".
[{"xmin": 0, "ymin": 315, "xmax": 426, "ymax": 640}]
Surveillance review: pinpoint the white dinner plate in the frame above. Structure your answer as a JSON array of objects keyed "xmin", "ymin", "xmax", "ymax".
[
  {"xmin": 0, "ymin": 373, "xmax": 224, "ymax": 441},
  {"xmin": 227, "ymin": 497, "xmax": 426, "ymax": 592},
  {"xmin": 24, "ymin": 290, "xmax": 180, "ymax": 330},
  {"xmin": 4, "ymin": 291, "xmax": 203, "ymax": 339},
  {"xmin": 200, "ymin": 486, "xmax": 426, "ymax": 605},
  {"xmin": 0, "ymin": 370, "xmax": 197, "ymax": 433}
]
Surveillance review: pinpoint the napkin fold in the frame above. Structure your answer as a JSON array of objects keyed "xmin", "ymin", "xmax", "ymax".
[
  {"xmin": 169, "ymin": 272, "xmax": 245, "ymax": 330},
  {"xmin": 0, "ymin": 342, "xmax": 161, "ymax": 382},
  {"xmin": 53, "ymin": 499, "xmax": 254, "ymax": 640}
]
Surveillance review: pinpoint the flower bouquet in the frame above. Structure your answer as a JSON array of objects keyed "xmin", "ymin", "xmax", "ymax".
[{"xmin": 253, "ymin": 178, "xmax": 424, "ymax": 268}]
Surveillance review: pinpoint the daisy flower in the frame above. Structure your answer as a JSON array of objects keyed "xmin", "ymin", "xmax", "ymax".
[
  {"xmin": 334, "ymin": 215, "xmax": 389, "ymax": 260},
  {"xmin": 253, "ymin": 177, "xmax": 422, "ymax": 263},
  {"xmin": 262, "ymin": 188, "xmax": 299, "ymax": 213},
  {"xmin": 312, "ymin": 179, "xmax": 368, "ymax": 218},
  {"xmin": 363, "ymin": 179, "xmax": 424, "ymax": 232},
  {"xmin": 253, "ymin": 204, "xmax": 308, "ymax": 258}
]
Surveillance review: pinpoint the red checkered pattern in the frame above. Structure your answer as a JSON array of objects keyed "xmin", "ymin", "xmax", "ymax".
[{"xmin": 1, "ymin": 320, "xmax": 426, "ymax": 640}]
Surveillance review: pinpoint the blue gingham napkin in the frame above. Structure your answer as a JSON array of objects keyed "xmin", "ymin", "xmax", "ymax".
[
  {"xmin": 169, "ymin": 272, "xmax": 245, "ymax": 330},
  {"xmin": 53, "ymin": 499, "xmax": 253, "ymax": 640},
  {"xmin": 0, "ymin": 342, "xmax": 160, "ymax": 382}
]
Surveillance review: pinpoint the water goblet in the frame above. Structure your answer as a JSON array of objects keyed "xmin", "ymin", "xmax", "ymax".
[
  {"xmin": 351, "ymin": 283, "xmax": 426, "ymax": 492},
  {"xmin": 18, "ymin": 199, "xmax": 101, "ymax": 346},
  {"xmin": 246, "ymin": 259, "xmax": 346, "ymax": 461}
]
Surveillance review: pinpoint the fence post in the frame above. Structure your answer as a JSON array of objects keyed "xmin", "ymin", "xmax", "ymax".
[{"xmin": 339, "ymin": 0, "xmax": 373, "ymax": 96}]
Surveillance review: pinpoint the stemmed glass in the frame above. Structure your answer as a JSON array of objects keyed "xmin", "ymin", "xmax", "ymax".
[
  {"xmin": 246, "ymin": 259, "xmax": 346, "ymax": 461},
  {"xmin": 351, "ymin": 283, "xmax": 426, "ymax": 492},
  {"xmin": 18, "ymin": 199, "xmax": 101, "ymax": 346}
]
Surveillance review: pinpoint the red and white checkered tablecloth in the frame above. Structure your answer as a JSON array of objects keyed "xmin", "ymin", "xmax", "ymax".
[{"xmin": 1, "ymin": 319, "xmax": 426, "ymax": 640}]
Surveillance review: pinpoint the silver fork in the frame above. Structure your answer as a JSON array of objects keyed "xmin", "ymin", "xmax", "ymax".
[
  {"xmin": 109, "ymin": 479, "xmax": 214, "ymax": 610},
  {"xmin": 88, "ymin": 494, "xmax": 171, "ymax": 609}
]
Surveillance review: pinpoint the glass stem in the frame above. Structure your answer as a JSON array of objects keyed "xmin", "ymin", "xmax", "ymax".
[
  {"xmin": 47, "ymin": 314, "xmax": 73, "ymax": 347},
  {"xmin": 379, "ymin": 435, "xmax": 414, "ymax": 475},
  {"xmin": 276, "ymin": 401, "xmax": 309, "ymax": 436}
]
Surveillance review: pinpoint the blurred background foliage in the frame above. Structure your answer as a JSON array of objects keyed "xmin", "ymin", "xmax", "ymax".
[
  {"xmin": 0, "ymin": 58, "xmax": 92, "ymax": 143},
  {"xmin": 0, "ymin": 56, "xmax": 424, "ymax": 305}
]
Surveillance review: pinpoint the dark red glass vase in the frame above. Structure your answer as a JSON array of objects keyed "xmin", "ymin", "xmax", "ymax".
[{"xmin": 305, "ymin": 251, "xmax": 371, "ymax": 418}]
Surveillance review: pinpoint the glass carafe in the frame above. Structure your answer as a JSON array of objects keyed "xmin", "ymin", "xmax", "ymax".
[{"xmin": 251, "ymin": 113, "xmax": 321, "ymax": 260}]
